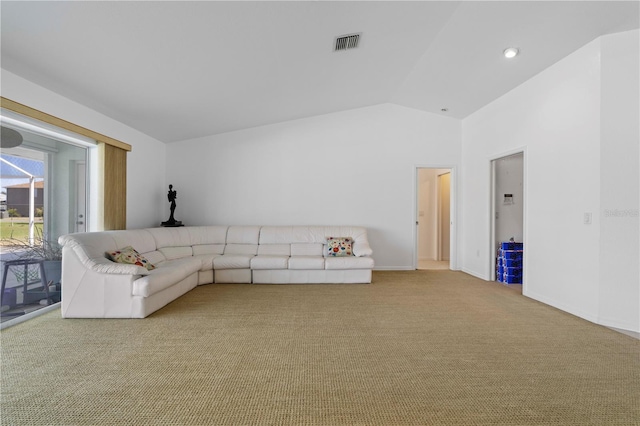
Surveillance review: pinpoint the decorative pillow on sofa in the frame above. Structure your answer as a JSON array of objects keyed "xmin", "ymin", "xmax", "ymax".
[
  {"xmin": 107, "ymin": 246, "xmax": 156, "ymax": 271},
  {"xmin": 325, "ymin": 237, "xmax": 353, "ymax": 257}
]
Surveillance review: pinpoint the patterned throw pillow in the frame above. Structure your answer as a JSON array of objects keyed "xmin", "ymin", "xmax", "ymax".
[
  {"xmin": 107, "ymin": 246, "xmax": 156, "ymax": 271},
  {"xmin": 325, "ymin": 237, "xmax": 354, "ymax": 257}
]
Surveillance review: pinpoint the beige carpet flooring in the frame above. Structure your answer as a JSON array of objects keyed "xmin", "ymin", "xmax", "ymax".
[
  {"xmin": 417, "ymin": 260, "xmax": 450, "ymax": 270},
  {"xmin": 1, "ymin": 271, "xmax": 639, "ymax": 425}
]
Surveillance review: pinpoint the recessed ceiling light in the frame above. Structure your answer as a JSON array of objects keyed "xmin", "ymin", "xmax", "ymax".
[{"xmin": 503, "ymin": 47, "xmax": 519, "ymax": 59}]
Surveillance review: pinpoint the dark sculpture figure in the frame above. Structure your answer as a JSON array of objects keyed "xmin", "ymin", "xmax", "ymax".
[
  {"xmin": 161, "ymin": 184, "xmax": 183, "ymax": 227},
  {"xmin": 168, "ymin": 185, "xmax": 177, "ymax": 220}
]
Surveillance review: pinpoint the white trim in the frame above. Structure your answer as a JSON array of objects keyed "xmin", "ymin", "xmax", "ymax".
[
  {"xmin": 0, "ymin": 110, "xmax": 97, "ymax": 148},
  {"xmin": 526, "ymin": 290, "xmax": 599, "ymax": 324},
  {"xmin": 461, "ymin": 267, "xmax": 486, "ymax": 280},
  {"xmin": 413, "ymin": 165, "xmax": 458, "ymax": 271},
  {"xmin": 606, "ymin": 327, "xmax": 640, "ymax": 340},
  {"xmin": 437, "ymin": 171, "xmax": 451, "ymax": 262},
  {"xmin": 488, "ymin": 148, "xmax": 527, "ymax": 290},
  {"xmin": 0, "ymin": 302, "xmax": 60, "ymax": 330},
  {"xmin": 2, "ymin": 110, "xmax": 96, "ymax": 234}
]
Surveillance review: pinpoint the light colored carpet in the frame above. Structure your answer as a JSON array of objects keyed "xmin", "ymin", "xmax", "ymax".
[
  {"xmin": 417, "ymin": 260, "xmax": 450, "ymax": 270},
  {"xmin": 1, "ymin": 271, "xmax": 638, "ymax": 425}
]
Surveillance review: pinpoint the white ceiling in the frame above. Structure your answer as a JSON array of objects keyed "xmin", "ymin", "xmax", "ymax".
[{"xmin": 2, "ymin": 1, "xmax": 638, "ymax": 143}]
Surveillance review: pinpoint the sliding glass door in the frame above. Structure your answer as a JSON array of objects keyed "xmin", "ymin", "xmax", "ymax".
[{"xmin": 1, "ymin": 125, "xmax": 91, "ymax": 244}]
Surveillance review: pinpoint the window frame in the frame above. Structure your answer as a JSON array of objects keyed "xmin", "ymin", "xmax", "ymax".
[{"xmin": 1, "ymin": 97, "xmax": 131, "ymax": 230}]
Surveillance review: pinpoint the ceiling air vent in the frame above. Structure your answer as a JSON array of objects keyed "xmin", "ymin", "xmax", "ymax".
[{"xmin": 334, "ymin": 33, "xmax": 361, "ymax": 52}]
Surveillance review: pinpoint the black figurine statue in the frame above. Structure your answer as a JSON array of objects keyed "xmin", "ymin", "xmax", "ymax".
[{"xmin": 161, "ymin": 184, "xmax": 183, "ymax": 227}]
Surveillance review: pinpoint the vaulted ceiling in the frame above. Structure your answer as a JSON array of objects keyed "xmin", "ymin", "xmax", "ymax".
[{"xmin": 2, "ymin": 1, "xmax": 638, "ymax": 143}]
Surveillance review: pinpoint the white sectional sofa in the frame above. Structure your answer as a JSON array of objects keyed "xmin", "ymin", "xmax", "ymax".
[{"xmin": 58, "ymin": 226, "xmax": 374, "ymax": 318}]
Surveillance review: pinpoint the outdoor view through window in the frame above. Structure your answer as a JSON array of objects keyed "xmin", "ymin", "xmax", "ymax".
[{"xmin": 1, "ymin": 121, "xmax": 90, "ymax": 325}]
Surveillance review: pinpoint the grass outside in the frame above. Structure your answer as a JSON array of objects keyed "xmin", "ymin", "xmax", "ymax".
[{"xmin": 0, "ymin": 218, "xmax": 44, "ymax": 246}]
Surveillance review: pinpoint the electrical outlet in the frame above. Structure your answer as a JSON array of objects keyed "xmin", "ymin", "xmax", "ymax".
[{"xmin": 584, "ymin": 212, "xmax": 592, "ymax": 225}]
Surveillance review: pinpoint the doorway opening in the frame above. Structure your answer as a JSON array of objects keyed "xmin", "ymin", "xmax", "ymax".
[
  {"xmin": 416, "ymin": 167, "xmax": 453, "ymax": 270},
  {"xmin": 490, "ymin": 152, "xmax": 525, "ymax": 291}
]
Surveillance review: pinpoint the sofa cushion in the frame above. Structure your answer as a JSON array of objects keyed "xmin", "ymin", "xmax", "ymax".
[
  {"xmin": 325, "ymin": 237, "xmax": 354, "ymax": 257},
  {"xmin": 214, "ymin": 255, "xmax": 254, "ymax": 270},
  {"xmin": 288, "ymin": 256, "xmax": 325, "ymax": 270},
  {"xmin": 147, "ymin": 227, "xmax": 192, "ymax": 248},
  {"xmin": 251, "ymin": 256, "xmax": 289, "ymax": 270},
  {"xmin": 257, "ymin": 244, "xmax": 290, "ymax": 256},
  {"xmin": 111, "ymin": 229, "xmax": 157, "ymax": 254},
  {"xmin": 159, "ymin": 246, "xmax": 193, "ymax": 260},
  {"xmin": 312, "ymin": 226, "xmax": 373, "ymax": 257},
  {"xmin": 192, "ymin": 244, "xmax": 225, "ymax": 256},
  {"xmin": 227, "ymin": 226, "xmax": 261, "ymax": 244},
  {"xmin": 132, "ymin": 257, "xmax": 201, "ymax": 297},
  {"xmin": 291, "ymin": 243, "xmax": 323, "ymax": 256},
  {"xmin": 193, "ymin": 254, "xmax": 220, "ymax": 271},
  {"xmin": 258, "ymin": 226, "xmax": 372, "ymax": 256},
  {"xmin": 325, "ymin": 256, "xmax": 375, "ymax": 270},
  {"xmin": 139, "ymin": 250, "xmax": 166, "ymax": 266},
  {"xmin": 224, "ymin": 244, "xmax": 258, "ymax": 255},
  {"xmin": 186, "ymin": 226, "xmax": 228, "ymax": 245},
  {"xmin": 107, "ymin": 246, "xmax": 156, "ymax": 271}
]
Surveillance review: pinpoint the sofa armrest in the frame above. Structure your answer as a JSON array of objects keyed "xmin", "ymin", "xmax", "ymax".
[
  {"xmin": 61, "ymin": 247, "xmax": 146, "ymax": 318},
  {"xmin": 60, "ymin": 237, "xmax": 150, "ymax": 276},
  {"xmin": 353, "ymin": 239, "xmax": 373, "ymax": 257}
]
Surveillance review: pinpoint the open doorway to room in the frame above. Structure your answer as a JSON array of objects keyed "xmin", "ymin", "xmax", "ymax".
[
  {"xmin": 490, "ymin": 152, "xmax": 524, "ymax": 292},
  {"xmin": 416, "ymin": 167, "xmax": 452, "ymax": 270}
]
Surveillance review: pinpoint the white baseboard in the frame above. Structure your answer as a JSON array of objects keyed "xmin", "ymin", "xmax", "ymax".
[
  {"xmin": 461, "ymin": 267, "xmax": 488, "ymax": 281},
  {"xmin": 524, "ymin": 291, "xmax": 599, "ymax": 325},
  {"xmin": 606, "ymin": 326, "xmax": 640, "ymax": 340}
]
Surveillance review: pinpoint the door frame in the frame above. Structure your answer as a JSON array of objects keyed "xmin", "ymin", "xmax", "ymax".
[
  {"xmin": 72, "ymin": 160, "xmax": 87, "ymax": 233},
  {"xmin": 413, "ymin": 165, "xmax": 457, "ymax": 270},
  {"xmin": 437, "ymin": 171, "xmax": 451, "ymax": 261},
  {"xmin": 489, "ymin": 148, "xmax": 527, "ymax": 287}
]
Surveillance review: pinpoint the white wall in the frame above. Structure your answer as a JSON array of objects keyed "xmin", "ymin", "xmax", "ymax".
[
  {"xmin": 598, "ymin": 30, "xmax": 639, "ymax": 331},
  {"xmin": 0, "ymin": 69, "xmax": 167, "ymax": 229},
  {"xmin": 461, "ymin": 30, "xmax": 639, "ymax": 333},
  {"xmin": 166, "ymin": 104, "xmax": 461, "ymax": 269}
]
